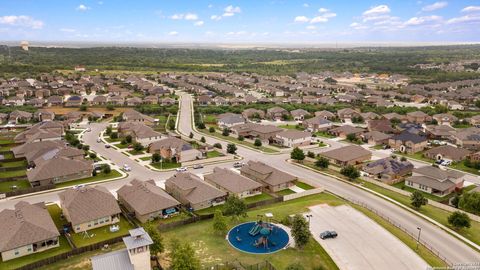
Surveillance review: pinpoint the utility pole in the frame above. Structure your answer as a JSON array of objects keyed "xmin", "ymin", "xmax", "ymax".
[{"xmin": 416, "ymin": 227, "xmax": 422, "ymax": 251}]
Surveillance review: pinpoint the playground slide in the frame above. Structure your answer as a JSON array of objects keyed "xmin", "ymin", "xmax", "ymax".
[{"xmin": 249, "ymin": 224, "xmax": 261, "ymax": 236}]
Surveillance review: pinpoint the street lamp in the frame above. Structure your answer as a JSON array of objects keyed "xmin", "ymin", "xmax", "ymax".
[
  {"xmin": 416, "ymin": 227, "xmax": 422, "ymax": 251},
  {"xmin": 306, "ymin": 214, "xmax": 313, "ymax": 227}
]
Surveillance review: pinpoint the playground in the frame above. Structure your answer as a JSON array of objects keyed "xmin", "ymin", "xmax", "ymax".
[{"xmin": 227, "ymin": 213, "xmax": 291, "ymax": 254}]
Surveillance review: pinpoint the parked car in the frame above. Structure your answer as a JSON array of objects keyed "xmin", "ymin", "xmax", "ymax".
[
  {"xmin": 105, "ymin": 144, "xmax": 111, "ymax": 148},
  {"xmin": 441, "ymin": 160, "xmax": 452, "ymax": 166},
  {"xmin": 320, "ymin": 231, "xmax": 338, "ymax": 239},
  {"xmin": 233, "ymin": 162, "xmax": 245, "ymax": 168},
  {"xmin": 86, "ymin": 128, "xmax": 91, "ymax": 132},
  {"xmin": 123, "ymin": 164, "xmax": 131, "ymax": 171},
  {"xmin": 176, "ymin": 167, "xmax": 188, "ymax": 172},
  {"xmin": 193, "ymin": 164, "xmax": 204, "ymax": 169}
]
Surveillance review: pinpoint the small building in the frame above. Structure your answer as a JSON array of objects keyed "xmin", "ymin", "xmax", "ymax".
[
  {"xmin": 204, "ymin": 167, "xmax": 263, "ymax": 198},
  {"xmin": 388, "ymin": 131, "xmax": 428, "ymax": 154},
  {"xmin": 91, "ymin": 227, "xmax": 153, "ymax": 270},
  {"xmin": 148, "ymin": 137, "xmax": 202, "ymax": 163},
  {"xmin": 302, "ymin": 116, "xmax": 332, "ymax": 132},
  {"xmin": 118, "ymin": 122, "xmax": 162, "ymax": 147},
  {"xmin": 0, "ymin": 201, "xmax": 60, "ymax": 261},
  {"xmin": 117, "ymin": 179, "xmax": 180, "ymax": 223},
  {"xmin": 363, "ymin": 157, "xmax": 414, "ymax": 184},
  {"xmin": 122, "ymin": 109, "xmax": 157, "ymax": 126},
  {"xmin": 424, "ymin": 145, "xmax": 471, "ymax": 162},
  {"xmin": 360, "ymin": 131, "xmax": 391, "ymax": 145},
  {"xmin": 328, "ymin": 125, "xmax": 365, "ymax": 139},
  {"xmin": 59, "ymin": 186, "xmax": 122, "ymax": 233},
  {"xmin": 290, "ymin": 109, "xmax": 310, "ymax": 121},
  {"xmin": 266, "ymin": 107, "xmax": 289, "ymax": 121},
  {"xmin": 432, "ymin": 113, "xmax": 458, "ymax": 126},
  {"xmin": 242, "ymin": 108, "xmax": 265, "ymax": 120},
  {"xmin": 218, "ymin": 114, "xmax": 246, "ymax": 128},
  {"xmin": 320, "ymin": 145, "xmax": 372, "ymax": 166},
  {"xmin": 275, "ymin": 130, "xmax": 312, "ymax": 148},
  {"xmin": 314, "ymin": 110, "xmax": 335, "ymax": 120},
  {"xmin": 165, "ymin": 173, "xmax": 227, "ymax": 211},
  {"xmin": 337, "ymin": 108, "xmax": 361, "ymax": 122},
  {"xmin": 406, "ymin": 111, "xmax": 431, "ymax": 124},
  {"xmin": 240, "ymin": 161, "xmax": 297, "ymax": 192},
  {"xmin": 27, "ymin": 157, "xmax": 93, "ymax": 187},
  {"xmin": 405, "ymin": 166, "xmax": 465, "ymax": 197}
]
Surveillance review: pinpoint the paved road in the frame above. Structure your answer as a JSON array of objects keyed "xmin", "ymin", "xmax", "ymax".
[
  {"xmin": 177, "ymin": 92, "xmax": 480, "ymax": 264},
  {"xmin": 308, "ymin": 204, "xmax": 428, "ymax": 270}
]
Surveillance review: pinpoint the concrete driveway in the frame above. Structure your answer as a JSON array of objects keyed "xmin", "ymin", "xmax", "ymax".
[{"xmin": 308, "ymin": 204, "xmax": 428, "ymax": 270}]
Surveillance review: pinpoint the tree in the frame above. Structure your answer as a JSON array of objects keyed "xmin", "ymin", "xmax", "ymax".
[
  {"xmin": 307, "ymin": 151, "xmax": 315, "ymax": 158},
  {"xmin": 458, "ymin": 192, "xmax": 480, "ymax": 215},
  {"xmin": 213, "ymin": 143, "xmax": 222, "ymax": 149},
  {"xmin": 110, "ymin": 132, "xmax": 118, "ymax": 139},
  {"xmin": 222, "ymin": 128, "xmax": 230, "ymax": 136},
  {"xmin": 125, "ymin": 135, "xmax": 133, "ymax": 143},
  {"xmin": 227, "ymin": 143, "xmax": 237, "ymax": 154},
  {"xmin": 315, "ymin": 157, "xmax": 329, "ymax": 169},
  {"xmin": 238, "ymin": 135, "xmax": 244, "ymax": 141},
  {"xmin": 410, "ymin": 190, "xmax": 428, "ymax": 209},
  {"xmin": 212, "ymin": 210, "xmax": 227, "ymax": 235},
  {"xmin": 105, "ymin": 126, "xmax": 112, "ymax": 135},
  {"xmin": 79, "ymin": 105, "xmax": 88, "ymax": 111},
  {"xmin": 286, "ymin": 263, "xmax": 305, "ymax": 270},
  {"xmin": 254, "ymin": 138, "xmax": 262, "ymax": 147},
  {"xmin": 144, "ymin": 222, "xmax": 164, "ymax": 255},
  {"xmin": 82, "ymin": 145, "xmax": 90, "ymax": 151},
  {"xmin": 102, "ymin": 164, "xmax": 111, "ymax": 174},
  {"xmin": 209, "ymin": 126, "xmax": 215, "ymax": 133},
  {"xmin": 223, "ymin": 196, "xmax": 247, "ymax": 220},
  {"xmin": 451, "ymin": 193, "xmax": 460, "ymax": 208},
  {"xmin": 152, "ymin": 153, "xmax": 161, "ymax": 163},
  {"xmin": 200, "ymin": 136, "xmax": 206, "ymax": 143},
  {"xmin": 291, "ymin": 147, "xmax": 305, "ymax": 161},
  {"xmin": 170, "ymin": 239, "xmax": 201, "ymax": 270},
  {"xmin": 291, "ymin": 214, "xmax": 310, "ymax": 249},
  {"xmin": 89, "ymin": 153, "xmax": 97, "ymax": 159},
  {"xmin": 168, "ymin": 118, "xmax": 176, "ymax": 130},
  {"xmin": 133, "ymin": 142, "xmax": 144, "ymax": 152},
  {"xmin": 400, "ymin": 156, "xmax": 407, "ymax": 162},
  {"xmin": 106, "ymin": 104, "xmax": 115, "ymax": 111},
  {"xmin": 346, "ymin": 133, "xmax": 357, "ymax": 142},
  {"xmin": 448, "ymin": 211, "xmax": 471, "ymax": 230},
  {"xmin": 340, "ymin": 165, "xmax": 360, "ymax": 180},
  {"xmin": 197, "ymin": 122, "xmax": 206, "ymax": 129}
]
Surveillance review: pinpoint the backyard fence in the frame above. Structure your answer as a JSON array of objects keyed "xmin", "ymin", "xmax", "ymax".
[
  {"xmin": 0, "ymin": 165, "xmax": 27, "ymax": 172},
  {"xmin": 346, "ymin": 197, "xmax": 453, "ymax": 267},
  {"xmin": 157, "ymin": 213, "xmax": 214, "ymax": 231},
  {"xmin": 283, "ymin": 187, "xmax": 325, "ymax": 201},
  {"xmin": 209, "ymin": 260, "xmax": 277, "ymax": 270},
  {"xmin": 0, "ymin": 157, "xmax": 25, "ymax": 162},
  {"xmin": 2, "ymin": 184, "xmax": 55, "ymax": 198}
]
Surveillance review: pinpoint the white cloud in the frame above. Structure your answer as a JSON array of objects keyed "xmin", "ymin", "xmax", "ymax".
[
  {"xmin": 306, "ymin": 25, "xmax": 316, "ymax": 30},
  {"xmin": 208, "ymin": 4, "xmax": 213, "ymax": 8},
  {"xmin": 194, "ymin": 20, "xmax": 204, "ymax": 26},
  {"xmin": 404, "ymin": 15, "xmax": 442, "ymax": 26},
  {"xmin": 363, "ymin": 5, "xmax": 390, "ymax": 16},
  {"xmin": 60, "ymin": 28, "xmax": 76, "ymax": 32},
  {"xmin": 0, "ymin": 15, "xmax": 44, "ymax": 29},
  {"xmin": 168, "ymin": 31, "xmax": 178, "ymax": 36},
  {"xmin": 303, "ymin": 3, "xmax": 309, "ymax": 8},
  {"xmin": 211, "ymin": 15, "xmax": 222, "ymax": 21},
  {"xmin": 422, "ymin": 1, "xmax": 447, "ymax": 12},
  {"xmin": 170, "ymin": 14, "xmax": 184, "ymax": 20},
  {"xmin": 461, "ymin": 6, "xmax": 480, "ymax": 12},
  {"xmin": 184, "ymin": 13, "xmax": 198, "ymax": 20},
  {"xmin": 310, "ymin": 12, "xmax": 336, "ymax": 23},
  {"xmin": 223, "ymin": 5, "xmax": 241, "ymax": 17},
  {"xmin": 350, "ymin": 22, "xmax": 368, "ymax": 30},
  {"xmin": 447, "ymin": 14, "xmax": 480, "ymax": 24},
  {"xmin": 76, "ymin": 4, "xmax": 90, "ymax": 11},
  {"xmin": 294, "ymin": 16, "xmax": 309, "ymax": 23},
  {"xmin": 318, "ymin": 8, "xmax": 329, "ymax": 13}
]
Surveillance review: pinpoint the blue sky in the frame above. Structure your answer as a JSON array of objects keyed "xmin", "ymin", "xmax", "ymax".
[{"xmin": 1, "ymin": 0, "xmax": 480, "ymax": 43}]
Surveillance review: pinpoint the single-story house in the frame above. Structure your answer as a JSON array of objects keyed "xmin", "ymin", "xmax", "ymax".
[
  {"xmin": 274, "ymin": 130, "xmax": 312, "ymax": 148},
  {"xmin": 290, "ymin": 109, "xmax": 310, "ymax": 121},
  {"xmin": 320, "ymin": 145, "xmax": 372, "ymax": 166},
  {"xmin": 266, "ymin": 107, "xmax": 289, "ymax": 121},
  {"xmin": 424, "ymin": 145, "xmax": 471, "ymax": 162},
  {"xmin": 406, "ymin": 166, "xmax": 465, "ymax": 197},
  {"xmin": 118, "ymin": 122, "xmax": 163, "ymax": 147},
  {"xmin": 218, "ymin": 114, "xmax": 246, "ymax": 128},
  {"xmin": 328, "ymin": 125, "xmax": 365, "ymax": 139},
  {"xmin": 363, "ymin": 157, "xmax": 413, "ymax": 184},
  {"xmin": 240, "ymin": 161, "xmax": 297, "ymax": 192},
  {"xmin": 302, "ymin": 116, "xmax": 332, "ymax": 132},
  {"xmin": 360, "ymin": 131, "xmax": 392, "ymax": 145},
  {"xmin": 122, "ymin": 109, "xmax": 157, "ymax": 126},
  {"xmin": 27, "ymin": 157, "xmax": 93, "ymax": 187},
  {"xmin": 204, "ymin": 167, "xmax": 263, "ymax": 198},
  {"xmin": 148, "ymin": 137, "xmax": 202, "ymax": 163},
  {"xmin": 388, "ymin": 131, "xmax": 428, "ymax": 154}
]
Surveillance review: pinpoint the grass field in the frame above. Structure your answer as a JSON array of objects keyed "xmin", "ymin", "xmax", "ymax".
[
  {"xmin": 244, "ymin": 193, "xmax": 275, "ymax": 204},
  {"xmin": 206, "ymin": 150, "xmax": 222, "ymax": 158},
  {"xmin": 151, "ymin": 161, "xmax": 181, "ymax": 170},
  {"xmin": 55, "ymin": 170, "xmax": 122, "ymax": 188},
  {"xmin": 161, "ymin": 193, "xmax": 341, "ymax": 270},
  {"xmin": 70, "ymin": 217, "xmax": 134, "ymax": 247},
  {"xmin": 0, "ymin": 179, "xmax": 30, "ymax": 193},
  {"xmin": 276, "ymin": 189, "xmax": 296, "ymax": 196},
  {"xmin": 0, "ymin": 169, "xmax": 27, "ymax": 178},
  {"xmin": 1, "ymin": 160, "xmax": 27, "ymax": 168},
  {"xmin": 201, "ymin": 130, "xmax": 279, "ymax": 153},
  {"xmin": 295, "ymin": 181, "xmax": 315, "ymax": 190},
  {"xmin": 279, "ymin": 124, "xmax": 304, "ymax": 130}
]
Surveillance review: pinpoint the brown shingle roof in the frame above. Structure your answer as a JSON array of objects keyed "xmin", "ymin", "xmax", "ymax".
[
  {"xmin": 240, "ymin": 161, "xmax": 297, "ymax": 186},
  {"xmin": 320, "ymin": 145, "xmax": 372, "ymax": 162},
  {"xmin": 165, "ymin": 173, "xmax": 226, "ymax": 204},
  {"xmin": 27, "ymin": 157, "xmax": 93, "ymax": 183},
  {"xmin": 204, "ymin": 167, "xmax": 263, "ymax": 193}
]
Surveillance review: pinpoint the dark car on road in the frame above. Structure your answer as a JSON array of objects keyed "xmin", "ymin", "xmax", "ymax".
[{"xmin": 320, "ymin": 231, "xmax": 338, "ymax": 239}]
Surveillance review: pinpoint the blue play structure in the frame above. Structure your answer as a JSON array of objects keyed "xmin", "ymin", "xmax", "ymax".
[{"xmin": 227, "ymin": 221, "xmax": 289, "ymax": 254}]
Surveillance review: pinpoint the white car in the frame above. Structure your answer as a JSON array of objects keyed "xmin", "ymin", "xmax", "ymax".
[
  {"xmin": 123, "ymin": 164, "xmax": 131, "ymax": 171},
  {"xmin": 176, "ymin": 167, "xmax": 188, "ymax": 172}
]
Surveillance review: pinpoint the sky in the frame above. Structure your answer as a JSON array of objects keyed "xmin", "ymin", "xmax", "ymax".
[{"xmin": 1, "ymin": 0, "xmax": 480, "ymax": 44}]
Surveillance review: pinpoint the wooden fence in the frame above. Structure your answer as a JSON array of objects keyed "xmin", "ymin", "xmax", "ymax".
[{"xmin": 2, "ymin": 184, "xmax": 55, "ymax": 198}]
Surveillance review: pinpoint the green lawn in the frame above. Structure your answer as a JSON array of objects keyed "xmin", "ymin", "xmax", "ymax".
[
  {"xmin": 206, "ymin": 150, "xmax": 222, "ymax": 158},
  {"xmin": 203, "ymin": 114, "xmax": 218, "ymax": 124},
  {"xmin": 1, "ymin": 160, "xmax": 27, "ymax": 168},
  {"xmin": 47, "ymin": 204, "xmax": 67, "ymax": 231},
  {"xmin": 104, "ymin": 137, "xmax": 121, "ymax": 143},
  {"xmin": 314, "ymin": 131, "xmax": 336, "ymax": 138},
  {"xmin": 0, "ymin": 236, "xmax": 72, "ymax": 270},
  {"xmin": 0, "ymin": 179, "xmax": 31, "ymax": 192},
  {"xmin": 1, "ymin": 152, "xmax": 14, "ymax": 159},
  {"xmin": 126, "ymin": 149, "xmax": 145, "ymax": 155},
  {"xmin": 295, "ymin": 181, "xmax": 315, "ymax": 190},
  {"xmin": 0, "ymin": 169, "xmax": 27, "ymax": 178},
  {"xmin": 151, "ymin": 161, "xmax": 181, "ymax": 170},
  {"xmin": 70, "ymin": 217, "xmax": 134, "ymax": 247},
  {"xmin": 396, "ymin": 151, "xmax": 433, "ymax": 163},
  {"xmin": 161, "ymin": 193, "xmax": 341, "ymax": 270},
  {"xmin": 450, "ymin": 162, "xmax": 480, "ymax": 176},
  {"xmin": 354, "ymin": 205, "xmax": 447, "ymax": 268},
  {"xmin": 202, "ymin": 130, "xmax": 278, "ymax": 153},
  {"xmin": 139, "ymin": 156, "xmax": 152, "ymax": 161},
  {"xmin": 392, "ymin": 181, "xmax": 454, "ymax": 203},
  {"xmin": 244, "ymin": 193, "xmax": 275, "ymax": 204},
  {"xmin": 362, "ymin": 181, "xmax": 480, "ymax": 246},
  {"xmin": 155, "ymin": 211, "xmax": 193, "ymax": 225},
  {"xmin": 55, "ymin": 170, "xmax": 122, "ymax": 188},
  {"xmin": 279, "ymin": 124, "xmax": 304, "ymax": 130},
  {"xmin": 114, "ymin": 143, "xmax": 129, "ymax": 149},
  {"xmin": 276, "ymin": 189, "xmax": 296, "ymax": 196}
]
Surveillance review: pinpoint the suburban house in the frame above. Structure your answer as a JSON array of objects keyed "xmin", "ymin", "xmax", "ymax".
[
  {"xmin": 117, "ymin": 179, "xmax": 180, "ymax": 223},
  {"xmin": 320, "ymin": 145, "xmax": 372, "ymax": 166},
  {"xmin": 302, "ymin": 116, "xmax": 332, "ymax": 132},
  {"xmin": 469, "ymin": 151, "xmax": 480, "ymax": 162},
  {"xmin": 27, "ymin": 157, "xmax": 93, "ymax": 187},
  {"xmin": 367, "ymin": 119, "xmax": 396, "ymax": 134},
  {"xmin": 11, "ymin": 140, "xmax": 66, "ymax": 158},
  {"xmin": 314, "ymin": 110, "xmax": 335, "ymax": 120},
  {"xmin": 388, "ymin": 131, "xmax": 428, "ymax": 154},
  {"xmin": 242, "ymin": 108, "xmax": 265, "ymax": 120},
  {"xmin": 0, "ymin": 201, "xmax": 60, "ymax": 261},
  {"xmin": 328, "ymin": 125, "xmax": 365, "ymax": 139},
  {"xmin": 217, "ymin": 114, "xmax": 246, "ymax": 128},
  {"xmin": 406, "ymin": 111, "xmax": 432, "ymax": 124},
  {"xmin": 363, "ymin": 157, "xmax": 414, "ymax": 184},
  {"xmin": 451, "ymin": 128, "xmax": 480, "ymax": 151},
  {"xmin": 240, "ymin": 161, "xmax": 297, "ymax": 192},
  {"xmin": 274, "ymin": 130, "xmax": 312, "ymax": 147},
  {"xmin": 383, "ymin": 113, "xmax": 407, "ymax": 123},
  {"xmin": 424, "ymin": 145, "xmax": 471, "ymax": 162},
  {"xmin": 204, "ymin": 167, "xmax": 263, "ymax": 198},
  {"xmin": 425, "ymin": 125, "xmax": 456, "ymax": 140},
  {"xmin": 406, "ymin": 166, "xmax": 465, "ymax": 197},
  {"xmin": 290, "ymin": 109, "xmax": 310, "ymax": 121},
  {"xmin": 59, "ymin": 186, "xmax": 122, "ymax": 233},
  {"xmin": 91, "ymin": 227, "xmax": 153, "ymax": 270},
  {"xmin": 118, "ymin": 122, "xmax": 163, "ymax": 146},
  {"xmin": 432, "ymin": 113, "xmax": 458, "ymax": 126},
  {"xmin": 360, "ymin": 131, "xmax": 392, "ymax": 145},
  {"xmin": 165, "ymin": 173, "xmax": 227, "ymax": 211},
  {"xmin": 470, "ymin": 115, "xmax": 480, "ymax": 127},
  {"xmin": 336, "ymin": 108, "xmax": 361, "ymax": 122},
  {"xmin": 266, "ymin": 107, "xmax": 289, "ymax": 121},
  {"xmin": 122, "ymin": 109, "xmax": 157, "ymax": 126},
  {"xmin": 148, "ymin": 137, "xmax": 202, "ymax": 163},
  {"xmin": 230, "ymin": 123, "xmax": 282, "ymax": 143},
  {"xmin": 14, "ymin": 121, "xmax": 64, "ymax": 143},
  {"xmin": 33, "ymin": 109, "xmax": 55, "ymax": 122},
  {"xmin": 8, "ymin": 110, "xmax": 32, "ymax": 124}
]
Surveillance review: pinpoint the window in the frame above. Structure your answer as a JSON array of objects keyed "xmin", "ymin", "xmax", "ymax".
[
  {"xmin": 14, "ymin": 250, "xmax": 19, "ymax": 256},
  {"xmin": 27, "ymin": 247, "xmax": 32, "ymax": 252}
]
